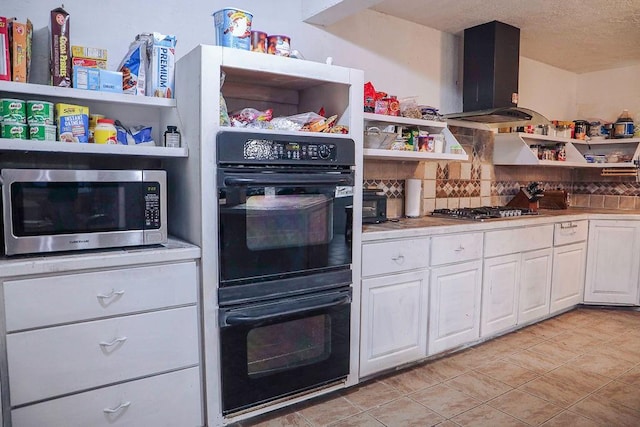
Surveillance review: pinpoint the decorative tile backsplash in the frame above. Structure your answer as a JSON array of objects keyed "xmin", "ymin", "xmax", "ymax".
[{"xmin": 362, "ymin": 127, "xmax": 640, "ymax": 217}]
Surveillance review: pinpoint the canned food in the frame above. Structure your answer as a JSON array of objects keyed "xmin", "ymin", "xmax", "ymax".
[
  {"xmin": 250, "ymin": 31, "xmax": 267, "ymax": 53},
  {"xmin": 267, "ymin": 35, "xmax": 291, "ymax": 56},
  {"xmin": 1, "ymin": 122, "xmax": 28, "ymax": 139},
  {"xmin": 27, "ymin": 100, "xmax": 55, "ymax": 125},
  {"xmin": 1, "ymin": 98, "xmax": 27, "ymax": 123},
  {"xmin": 212, "ymin": 8, "xmax": 253, "ymax": 50},
  {"xmin": 29, "ymin": 124, "xmax": 57, "ymax": 141}
]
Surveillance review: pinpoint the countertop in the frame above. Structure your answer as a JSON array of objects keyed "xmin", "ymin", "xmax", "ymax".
[{"xmin": 362, "ymin": 208, "xmax": 640, "ymax": 241}]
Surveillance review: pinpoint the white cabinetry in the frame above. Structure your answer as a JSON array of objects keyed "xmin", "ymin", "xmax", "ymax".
[
  {"xmin": 173, "ymin": 45, "xmax": 364, "ymax": 424},
  {"xmin": 550, "ymin": 221, "xmax": 588, "ymax": 313},
  {"xmin": 494, "ymin": 132, "xmax": 640, "ymax": 168},
  {"xmin": 2, "ymin": 259, "xmax": 202, "ymax": 426},
  {"xmin": 428, "ymin": 232, "xmax": 483, "ymax": 355},
  {"xmin": 482, "ymin": 226, "xmax": 553, "ymax": 336},
  {"xmin": 360, "ymin": 238, "xmax": 429, "ymax": 377},
  {"xmin": 584, "ymin": 220, "xmax": 640, "ymax": 305},
  {"xmin": 363, "ymin": 113, "xmax": 468, "ymax": 161}
]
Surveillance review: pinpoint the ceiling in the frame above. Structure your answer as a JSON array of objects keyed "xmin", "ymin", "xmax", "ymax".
[{"xmin": 370, "ymin": 0, "xmax": 640, "ymax": 74}]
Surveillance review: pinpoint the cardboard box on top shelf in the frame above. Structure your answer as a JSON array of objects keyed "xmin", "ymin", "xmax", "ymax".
[
  {"xmin": 49, "ymin": 6, "xmax": 71, "ymax": 87},
  {"xmin": 72, "ymin": 45, "xmax": 107, "ymax": 70},
  {"xmin": 0, "ymin": 17, "xmax": 10, "ymax": 81},
  {"xmin": 9, "ymin": 18, "xmax": 32, "ymax": 83}
]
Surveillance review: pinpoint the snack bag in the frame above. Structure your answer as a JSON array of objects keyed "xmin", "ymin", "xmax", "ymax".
[{"xmin": 118, "ymin": 33, "xmax": 152, "ymax": 96}]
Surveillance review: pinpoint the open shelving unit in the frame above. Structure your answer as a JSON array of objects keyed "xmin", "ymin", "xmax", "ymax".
[
  {"xmin": 362, "ymin": 113, "xmax": 468, "ymax": 161},
  {"xmin": 494, "ymin": 132, "xmax": 640, "ymax": 168}
]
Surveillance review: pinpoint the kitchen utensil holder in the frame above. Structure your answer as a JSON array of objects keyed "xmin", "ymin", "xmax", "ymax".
[{"xmin": 506, "ymin": 189, "xmax": 540, "ymax": 212}]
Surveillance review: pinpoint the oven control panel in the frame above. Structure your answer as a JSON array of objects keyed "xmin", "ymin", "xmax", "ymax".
[{"xmin": 273, "ymin": 142, "xmax": 336, "ymax": 161}]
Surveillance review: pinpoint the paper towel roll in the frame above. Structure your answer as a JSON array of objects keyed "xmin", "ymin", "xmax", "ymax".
[{"xmin": 405, "ymin": 179, "xmax": 421, "ymax": 218}]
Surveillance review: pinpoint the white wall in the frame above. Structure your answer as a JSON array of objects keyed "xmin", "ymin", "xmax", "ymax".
[
  {"xmin": 5, "ymin": 0, "xmax": 633, "ymax": 123},
  {"xmin": 576, "ymin": 64, "xmax": 640, "ymax": 123}
]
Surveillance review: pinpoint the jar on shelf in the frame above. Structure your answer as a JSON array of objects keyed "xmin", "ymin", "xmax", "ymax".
[
  {"xmin": 93, "ymin": 118, "xmax": 118, "ymax": 144},
  {"xmin": 573, "ymin": 120, "xmax": 589, "ymax": 140},
  {"xmin": 613, "ymin": 109, "xmax": 634, "ymax": 138}
]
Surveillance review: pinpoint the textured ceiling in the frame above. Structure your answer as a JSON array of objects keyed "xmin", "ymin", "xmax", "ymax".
[{"xmin": 371, "ymin": 0, "xmax": 640, "ymax": 74}]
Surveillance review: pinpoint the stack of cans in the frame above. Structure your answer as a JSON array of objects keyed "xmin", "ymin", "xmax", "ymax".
[{"xmin": 1, "ymin": 98, "xmax": 56, "ymax": 141}]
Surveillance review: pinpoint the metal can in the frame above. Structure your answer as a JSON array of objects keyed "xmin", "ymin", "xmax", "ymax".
[
  {"xmin": 26, "ymin": 100, "xmax": 55, "ymax": 125},
  {"xmin": 1, "ymin": 122, "xmax": 28, "ymax": 139},
  {"xmin": 29, "ymin": 124, "xmax": 57, "ymax": 141},
  {"xmin": 1, "ymin": 98, "xmax": 27, "ymax": 123}
]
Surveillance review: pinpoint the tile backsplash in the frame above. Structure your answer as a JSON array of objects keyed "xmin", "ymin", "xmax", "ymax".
[{"xmin": 363, "ymin": 126, "xmax": 640, "ymax": 218}]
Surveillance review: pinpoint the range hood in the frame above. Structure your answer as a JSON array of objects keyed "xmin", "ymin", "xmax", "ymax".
[{"xmin": 445, "ymin": 21, "xmax": 550, "ymax": 128}]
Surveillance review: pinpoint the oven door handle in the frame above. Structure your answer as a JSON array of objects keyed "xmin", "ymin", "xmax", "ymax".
[
  {"xmin": 221, "ymin": 292, "xmax": 351, "ymax": 327},
  {"xmin": 224, "ymin": 174, "xmax": 353, "ymax": 187}
]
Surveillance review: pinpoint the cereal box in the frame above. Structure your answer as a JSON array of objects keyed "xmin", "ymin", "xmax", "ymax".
[
  {"xmin": 49, "ymin": 7, "xmax": 71, "ymax": 87},
  {"xmin": 9, "ymin": 19, "xmax": 28, "ymax": 82},
  {"xmin": 0, "ymin": 17, "xmax": 10, "ymax": 81},
  {"xmin": 148, "ymin": 32, "xmax": 176, "ymax": 98},
  {"xmin": 55, "ymin": 103, "xmax": 89, "ymax": 143}
]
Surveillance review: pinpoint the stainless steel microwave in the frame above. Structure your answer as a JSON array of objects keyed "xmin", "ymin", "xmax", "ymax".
[{"xmin": 1, "ymin": 169, "xmax": 167, "ymax": 256}]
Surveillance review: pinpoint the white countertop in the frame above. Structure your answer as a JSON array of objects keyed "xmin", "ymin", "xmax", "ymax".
[
  {"xmin": 0, "ymin": 237, "xmax": 201, "ymax": 278},
  {"xmin": 362, "ymin": 208, "xmax": 640, "ymax": 242}
]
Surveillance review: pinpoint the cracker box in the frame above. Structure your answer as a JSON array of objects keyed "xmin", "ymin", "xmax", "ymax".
[
  {"xmin": 49, "ymin": 7, "xmax": 71, "ymax": 87},
  {"xmin": 9, "ymin": 19, "xmax": 28, "ymax": 82},
  {"xmin": 73, "ymin": 66, "xmax": 122, "ymax": 93},
  {"xmin": 55, "ymin": 103, "xmax": 89, "ymax": 143},
  {"xmin": 148, "ymin": 32, "xmax": 176, "ymax": 98},
  {"xmin": 72, "ymin": 57, "xmax": 107, "ymax": 70},
  {"xmin": 0, "ymin": 17, "xmax": 10, "ymax": 81},
  {"xmin": 71, "ymin": 45, "xmax": 107, "ymax": 61}
]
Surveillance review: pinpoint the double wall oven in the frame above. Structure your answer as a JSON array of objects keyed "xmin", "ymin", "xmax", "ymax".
[{"xmin": 216, "ymin": 131, "xmax": 355, "ymax": 415}]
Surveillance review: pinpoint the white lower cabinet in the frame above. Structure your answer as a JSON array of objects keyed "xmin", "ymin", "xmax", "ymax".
[
  {"xmin": 2, "ymin": 260, "xmax": 203, "ymax": 426},
  {"xmin": 482, "ymin": 254, "xmax": 520, "ymax": 336},
  {"xmin": 428, "ymin": 260, "xmax": 482, "ymax": 355},
  {"xmin": 11, "ymin": 367, "xmax": 201, "ymax": 427},
  {"xmin": 359, "ymin": 270, "xmax": 429, "ymax": 377},
  {"xmin": 550, "ymin": 220, "xmax": 588, "ymax": 313},
  {"xmin": 584, "ymin": 220, "xmax": 640, "ymax": 305},
  {"xmin": 482, "ymin": 225, "xmax": 553, "ymax": 336}
]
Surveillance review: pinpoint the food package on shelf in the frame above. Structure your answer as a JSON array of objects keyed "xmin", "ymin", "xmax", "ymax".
[
  {"xmin": 148, "ymin": 32, "xmax": 177, "ymax": 98},
  {"xmin": 118, "ymin": 33, "xmax": 152, "ymax": 96},
  {"xmin": 9, "ymin": 18, "xmax": 32, "ymax": 83},
  {"xmin": 49, "ymin": 6, "xmax": 71, "ymax": 87},
  {"xmin": 0, "ymin": 17, "xmax": 10, "ymax": 80}
]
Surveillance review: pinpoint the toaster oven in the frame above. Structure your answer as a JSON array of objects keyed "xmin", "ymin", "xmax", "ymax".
[{"xmin": 362, "ymin": 191, "xmax": 387, "ymax": 224}]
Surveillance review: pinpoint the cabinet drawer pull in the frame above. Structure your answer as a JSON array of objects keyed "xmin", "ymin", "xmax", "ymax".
[
  {"xmin": 560, "ymin": 223, "xmax": 578, "ymax": 229},
  {"xmin": 391, "ymin": 254, "xmax": 405, "ymax": 264},
  {"xmin": 97, "ymin": 289, "xmax": 125, "ymax": 300},
  {"xmin": 99, "ymin": 336, "xmax": 128, "ymax": 348},
  {"xmin": 103, "ymin": 401, "xmax": 131, "ymax": 414},
  {"xmin": 454, "ymin": 245, "xmax": 465, "ymax": 252}
]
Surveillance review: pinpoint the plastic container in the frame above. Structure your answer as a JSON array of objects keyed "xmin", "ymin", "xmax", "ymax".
[
  {"xmin": 213, "ymin": 8, "xmax": 253, "ymax": 50},
  {"xmin": 250, "ymin": 31, "xmax": 267, "ymax": 53},
  {"xmin": 1, "ymin": 98, "xmax": 26, "ymax": 123},
  {"xmin": 29, "ymin": 124, "xmax": 57, "ymax": 141},
  {"xmin": 267, "ymin": 35, "xmax": 291, "ymax": 56},
  {"xmin": 164, "ymin": 125, "xmax": 181, "ymax": 147},
  {"xmin": 94, "ymin": 118, "xmax": 118, "ymax": 144},
  {"xmin": 27, "ymin": 100, "xmax": 54, "ymax": 125},
  {"xmin": 614, "ymin": 109, "xmax": 634, "ymax": 138}
]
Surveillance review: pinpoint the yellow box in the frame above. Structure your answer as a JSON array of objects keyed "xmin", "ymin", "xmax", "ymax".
[{"xmin": 71, "ymin": 45, "xmax": 107, "ymax": 61}]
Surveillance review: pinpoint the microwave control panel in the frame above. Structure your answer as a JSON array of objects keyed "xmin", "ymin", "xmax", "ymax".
[{"xmin": 144, "ymin": 182, "xmax": 161, "ymax": 229}]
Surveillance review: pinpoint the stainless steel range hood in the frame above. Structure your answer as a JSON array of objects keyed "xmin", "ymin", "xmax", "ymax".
[{"xmin": 445, "ymin": 21, "xmax": 550, "ymax": 129}]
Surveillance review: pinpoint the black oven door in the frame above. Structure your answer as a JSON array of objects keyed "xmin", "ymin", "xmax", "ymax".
[
  {"xmin": 219, "ymin": 287, "xmax": 351, "ymax": 414},
  {"xmin": 218, "ymin": 168, "xmax": 354, "ymax": 286}
]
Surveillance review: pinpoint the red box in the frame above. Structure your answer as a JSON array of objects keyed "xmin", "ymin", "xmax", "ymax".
[{"xmin": 0, "ymin": 17, "xmax": 10, "ymax": 81}]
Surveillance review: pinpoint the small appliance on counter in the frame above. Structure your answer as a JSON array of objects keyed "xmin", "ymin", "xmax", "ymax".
[
  {"xmin": 362, "ymin": 188, "xmax": 387, "ymax": 223},
  {"xmin": 506, "ymin": 182, "xmax": 545, "ymax": 211}
]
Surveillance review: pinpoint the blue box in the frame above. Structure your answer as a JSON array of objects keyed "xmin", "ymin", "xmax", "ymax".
[{"xmin": 73, "ymin": 67, "xmax": 122, "ymax": 93}]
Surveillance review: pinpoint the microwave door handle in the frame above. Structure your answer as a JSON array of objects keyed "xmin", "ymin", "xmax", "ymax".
[
  {"xmin": 224, "ymin": 174, "xmax": 353, "ymax": 187},
  {"xmin": 222, "ymin": 293, "xmax": 351, "ymax": 327}
]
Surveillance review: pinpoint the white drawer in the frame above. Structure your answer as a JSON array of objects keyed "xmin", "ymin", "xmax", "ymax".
[
  {"xmin": 11, "ymin": 367, "xmax": 202, "ymax": 427},
  {"xmin": 554, "ymin": 220, "xmax": 588, "ymax": 246},
  {"xmin": 4, "ymin": 261, "xmax": 197, "ymax": 332},
  {"xmin": 7, "ymin": 306, "xmax": 199, "ymax": 406},
  {"xmin": 430, "ymin": 232, "xmax": 483, "ymax": 266},
  {"xmin": 485, "ymin": 225, "xmax": 553, "ymax": 257},
  {"xmin": 362, "ymin": 237, "xmax": 429, "ymax": 277}
]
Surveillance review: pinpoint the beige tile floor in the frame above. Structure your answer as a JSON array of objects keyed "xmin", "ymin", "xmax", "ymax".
[{"xmin": 235, "ymin": 307, "xmax": 640, "ymax": 427}]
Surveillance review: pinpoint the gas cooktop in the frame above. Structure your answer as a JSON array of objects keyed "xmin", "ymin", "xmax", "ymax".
[{"xmin": 431, "ymin": 206, "xmax": 539, "ymax": 221}]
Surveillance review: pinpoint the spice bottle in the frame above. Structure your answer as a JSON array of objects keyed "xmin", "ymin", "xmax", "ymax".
[{"xmin": 164, "ymin": 125, "xmax": 181, "ymax": 147}]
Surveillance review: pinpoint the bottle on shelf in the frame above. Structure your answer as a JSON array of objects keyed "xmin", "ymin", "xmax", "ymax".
[{"xmin": 164, "ymin": 125, "xmax": 181, "ymax": 147}]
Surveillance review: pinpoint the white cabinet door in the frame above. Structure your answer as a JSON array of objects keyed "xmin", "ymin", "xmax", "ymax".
[
  {"xmin": 360, "ymin": 270, "xmax": 428, "ymax": 377},
  {"xmin": 584, "ymin": 220, "xmax": 640, "ymax": 305},
  {"xmin": 519, "ymin": 248, "xmax": 553, "ymax": 324},
  {"xmin": 482, "ymin": 254, "xmax": 520, "ymax": 336},
  {"xmin": 551, "ymin": 242, "xmax": 586, "ymax": 313},
  {"xmin": 428, "ymin": 260, "xmax": 482, "ymax": 355}
]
